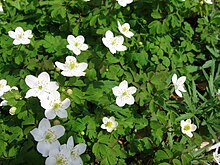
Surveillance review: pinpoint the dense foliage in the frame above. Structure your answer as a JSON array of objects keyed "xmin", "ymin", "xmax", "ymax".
[{"xmin": 0, "ymin": 0, "xmax": 220, "ymax": 164}]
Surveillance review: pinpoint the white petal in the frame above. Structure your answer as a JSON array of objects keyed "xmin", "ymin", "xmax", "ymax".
[
  {"xmin": 124, "ymin": 96, "xmax": 135, "ymax": 105},
  {"xmin": 105, "ymin": 30, "xmax": 114, "ymax": 38},
  {"xmin": 77, "ymin": 63, "xmax": 88, "ymax": 71},
  {"xmin": 39, "ymin": 118, "xmax": 51, "ymax": 132},
  {"xmin": 119, "ymin": 80, "xmax": 128, "ymax": 91},
  {"xmin": 30, "ymin": 128, "xmax": 44, "ymax": 142},
  {"xmin": 13, "ymin": 39, "xmax": 21, "ymax": 45},
  {"xmin": 210, "ymin": 142, "xmax": 220, "ymax": 150},
  {"xmin": 80, "ymin": 43, "xmax": 88, "ymax": 51},
  {"xmin": 8, "ymin": 31, "xmax": 16, "ymax": 39},
  {"xmin": 180, "ymin": 120, "xmax": 185, "ymax": 127},
  {"xmin": 75, "ymin": 144, "xmax": 87, "ymax": 155},
  {"xmin": 67, "ymin": 35, "xmax": 75, "ymax": 44},
  {"xmin": 66, "ymin": 56, "xmax": 76, "ymax": 62},
  {"xmin": 73, "ymin": 47, "xmax": 81, "ymax": 55},
  {"xmin": 25, "ymin": 75, "xmax": 38, "ymax": 88},
  {"xmin": 127, "ymin": 87, "xmax": 137, "ymax": 95},
  {"xmin": 45, "ymin": 110, "xmax": 56, "ymax": 119},
  {"xmin": 116, "ymin": 45, "xmax": 127, "ymax": 51},
  {"xmin": 185, "ymin": 131, "xmax": 193, "ymax": 138},
  {"xmin": 45, "ymin": 157, "xmax": 56, "ymax": 165},
  {"xmin": 61, "ymin": 98, "xmax": 71, "ymax": 109},
  {"xmin": 51, "ymin": 125, "xmax": 65, "ymax": 138},
  {"xmin": 172, "ymin": 74, "xmax": 177, "ymax": 84},
  {"xmin": 25, "ymin": 89, "xmax": 38, "ymax": 98},
  {"xmin": 76, "ymin": 35, "xmax": 85, "ymax": 43},
  {"xmin": 109, "ymin": 47, "xmax": 117, "ymax": 54},
  {"xmin": 21, "ymin": 38, "xmax": 31, "ymax": 45},
  {"xmin": 55, "ymin": 61, "xmax": 68, "ymax": 71},
  {"xmin": 112, "ymin": 86, "xmax": 122, "ymax": 97},
  {"xmin": 101, "ymin": 124, "xmax": 106, "ymax": 129},
  {"xmin": 48, "ymin": 148, "xmax": 59, "ymax": 157},
  {"xmin": 102, "ymin": 117, "xmax": 109, "ymax": 124},
  {"xmin": 72, "ymin": 157, "xmax": 83, "ymax": 165},
  {"xmin": 47, "ymin": 82, "xmax": 59, "ymax": 91},
  {"xmin": 177, "ymin": 76, "xmax": 186, "ymax": 85},
  {"xmin": 56, "ymin": 109, "xmax": 68, "ymax": 118},
  {"xmin": 24, "ymin": 30, "xmax": 33, "ymax": 38},
  {"xmin": 116, "ymin": 96, "xmax": 126, "ymax": 107},
  {"xmin": 185, "ymin": 119, "xmax": 191, "ymax": 124},
  {"xmin": 15, "ymin": 27, "xmax": 24, "ymax": 34},
  {"xmin": 67, "ymin": 136, "xmax": 74, "ymax": 148},
  {"xmin": 190, "ymin": 124, "xmax": 197, "ymax": 131},
  {"xmin": 38, "ymin": 72, "xmax": 50, "ymax": 82},
  {"xmin": 175, "ymin": 89, "xmax": 182, "ymax": 97},
  {"xmin": 37, "ymin": 141, "xmax": 50, "ymax": 157}
]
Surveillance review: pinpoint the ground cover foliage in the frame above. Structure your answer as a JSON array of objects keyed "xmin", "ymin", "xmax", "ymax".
[{"xmin": 0, "ymin": 0, "xmax": 220, "ymax": 164}]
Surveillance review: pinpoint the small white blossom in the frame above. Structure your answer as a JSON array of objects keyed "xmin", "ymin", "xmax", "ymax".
[
  {"xmin": 60, "ymin": 136, "xmax": 87, "ymax": 165},
  {"xmin": 210, "ymin": 142, "xmax": 220, "ymax": 165},
  {"xmin": 101, "ymin": 117, "xmax": 118, "ymax": 133},
  {"xmin": 9, "ymin": 107, "xmax": 17, "ymax": 115},
  {"xmin": 112, "ymin": 80, "xmax": 137, "ymax": 107},
  {"xmin": 66, "ymin": 35, "xmax": 88, "ymax": 55},
  {"xmin": 8, "ymin": 27, "xmax": 33, "ymax": 45},
  {"xmin": 204, "ymin": 0, "xmax": 213, "ymax": 4},
  {"xmin": 102, "ymin": 30, "xmax": 127, "ymax": 54},
  {"xmin": 55, "ymin": 56, "xmax": 88, "ymax": 77},
  {"xmin": 117, "ymin": 21, "xmax": 134, "ymax": 38},
  {"xmin": 180, "ymin": 119, "xmax": 197, "ymax": 138},
  {"xmin": 30, "ymin": 118, "xmax": 65, "ymax": 157},
  {"xmin": 0, "ymin": 79, "xmax": 11, "ymax": 97},
  {"xmin": 172, "ymin": 74, "xmax": 186, "ymax": 97},
  {"xmin": 25, "ymin": 72, "xmax": 59, "ymax": 99},
  {"xmin": 45, "ymin": 147, "xmax": 71, "ymax": 165},
  {"xmin": 40, "ymin": 91, "xmax": 70, "ymax": 119},
  {"xmin": 116, "ymin": 0, "xmax": 133, "ymax": 7},
  {"xmin": 217, "ymin": 89, "xmax": 220, "ymax": 96},
  {"xmin": 0, "ymin": 3, "xmax": 3, "ymax": 12}
]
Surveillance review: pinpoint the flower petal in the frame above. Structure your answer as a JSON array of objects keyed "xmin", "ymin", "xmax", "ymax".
[
  {"xmin": 116, "ymin": 96, "xmax": 126, "ymax": 107},
  {"xmin": 51, "ymin": 125, "xmax": 65, "ymax": 138},
  {"xmin": 75, "ymin": 144, "xmax": 87, "ymax": 155},
  {"xmin": 25, "ymin": 75, "xmax": 38, "ymax": 88},
  {"xmin": 45, "ymin": 109, "xmax": 56, "ymax": 120},
  {"xmin": 39, "ymin": 118, "xmax": 51, "ymax": 132},
  {"xmin": 172, "ymin": 74, "xmax": 177, "ymax": 84}
]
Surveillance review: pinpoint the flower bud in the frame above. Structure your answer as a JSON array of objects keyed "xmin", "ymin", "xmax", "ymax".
[
  {"xmin": 80, "ymin": 131, "xmax": 85, "ymax": 135},
  {"xmin": 53, "ymin": 119, "xmax": 61, "ymax": 125},
  {"xmin": 9, "ymin": 107, "xmax": 17, "ymax": 115},
  {"xmin": 55, "ymin": 67, "xmax": 60, "ymax": 72},
  {"xmin": 67, "ymin": 89, "xmax": 73, "ymax": 95}
]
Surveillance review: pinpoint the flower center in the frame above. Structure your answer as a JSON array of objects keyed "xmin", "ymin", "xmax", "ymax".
[
  {"xmin": 56, "ymin": 154, "xmax": 68, "ymax": 165},
  {"xmin": 53, "ymin": 103, "xmax": 60, "ymax": 109},
  {"xmin": 69, "ymin": 62, "xmax": 76, "ymax": 69},
  {"xmin": 44, "ymin": 129, "xmax": 57, "ymax": 144},
  {"xmin": 17, "ymin": 32, "xmax": 24, "ymax": 39},
  {"xmin": 122, "ymin": 91, "xmax": 128, "ymax": 96},
  {"xmin": 111, "ymin": 38, "xmax": 118, "ymax": 45},
  {"xmin": 38, "ymin": 85, "xmax": 43, "ymax": 90},
  {"xmin": 105, "ymin": 121, "xmax": 113, "ymax": 127},
  {"xmin": 184, "ymin": 124, "xmax": 191, "ymax": 131},
  {"xmin": 122, "ymin": 27, "xmax": 128, "ymax": 32},
  {"xmin": 74, "ymin": 42, "xmax": 79, "ymax": 47}
]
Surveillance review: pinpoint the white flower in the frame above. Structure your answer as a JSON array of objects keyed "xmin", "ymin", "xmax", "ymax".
[
  {"xmin": 117, "ymin": 21, "xmax": 134, "ymax": 38},
  {"xmin": 9, "ymin": 107, "xmax": 17, "ymax": 115},
  {"xmin": 61, "ymin": 136, "xmax": 87, "ymax": 165},
  {"xmin": 204, "ymin": 0, "xmax": 213, "ymax": 4},
  {"xmin": 0, "ymin": 79, "xmax": 11, "ymax": 97},
  {"xmin": 8, "ymin": 27, "xmax": 33, "ymax": 45},
  {"xmin": 172, "ymin": 74, "xmax": 186, "ymax": 97},
  {"xmin": 210, "ymin": 142, "xmax": 220, "ymax": 165},
  {"xmin": 180, "ymin": 119, "xmax": 197, "ymax": 138},
  {"xmin": 102, "ymin": 30, "xmax": 127, "ymax": 54},
  {"xmin": 30, "ymin": 118, "xmax": 65, "ymax": 157},
  {"xmin": 217, "ymin": 89, "xmax": 220, "ymax": 96},
  {"xmin": 55, "ymin": 56, "xmax": 88, "ymax": 77},
  {"xmin": 0, "ymin": 3, "xmax": 3, "ymax": 12},
  {"xmin": 25, "ymin": 72, "xmax": 59, "ymax": 99},
  {"xmin": 45, "ymin": 147, "xmax": 71, "ymax": 165},
  {"xmin": 40, "ymin": 91, "xmax": 70, "ymax": 120},
  {"xmin": 112, "ymin": 80, "xmax": 137, "ymax": 107},
  {"xmin": 116, "ymin": 0, "xmax": 133, "ymax": 7},
  {"xmin": 66, "ymin": 35, "xmax": 88, "ymax": 55},
  {"xmin": 101, "ymin": 117, "xmax": 118, "ymax": 133}
]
